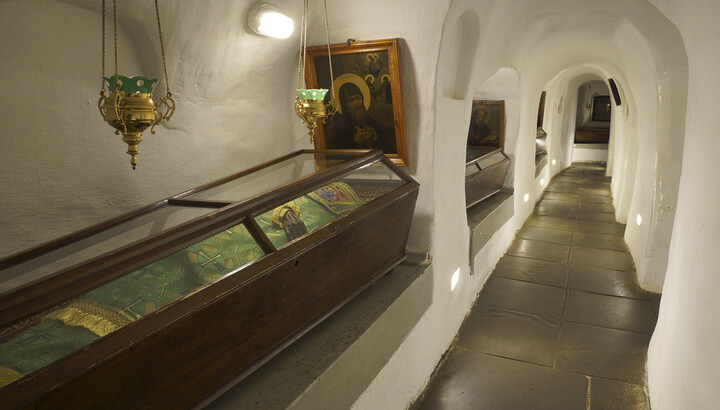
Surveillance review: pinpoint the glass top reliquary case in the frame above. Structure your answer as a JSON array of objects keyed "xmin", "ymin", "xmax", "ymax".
[{"xmin": 0, "ymin": 149, "xmax": 419, "ymax": 408}]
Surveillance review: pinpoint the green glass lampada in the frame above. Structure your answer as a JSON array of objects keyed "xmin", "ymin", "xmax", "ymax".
[
  {"xmin": 97, "ymin": 0, "xmax": 175, "ymax": 170},
  {"xmin": 294, "ymin": 89, "xmax": 333, "ymax": 143},
  {"xmin": 295, "ymin": 0, "xmax": 336, "ymax": 144}
]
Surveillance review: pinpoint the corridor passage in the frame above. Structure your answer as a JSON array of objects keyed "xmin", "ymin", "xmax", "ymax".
[{"xmin": 414, "ymin": 164, "xmax": 660, "ymax": 410}]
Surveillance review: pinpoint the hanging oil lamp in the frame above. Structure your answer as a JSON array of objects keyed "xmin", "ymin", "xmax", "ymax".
[
  {"xmin": 97, "ymin": 0, "xmax": 176, "ymax": 169},
  {"xmin": 295, "ymin": 0, "xmax": 336, "ymax": 143}
]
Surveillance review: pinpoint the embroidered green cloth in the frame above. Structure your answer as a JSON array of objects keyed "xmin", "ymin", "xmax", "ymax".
[
  {"xmin": 256, "ymin": 182, "xmax": 365, "ymax": 248},
  {"xmin": 0, "ymin": 182, "xmax": 366, "ymax": 389},
  {"xmin": 0, "ymin": 223, "xmax": 263, "ymax": 387}
]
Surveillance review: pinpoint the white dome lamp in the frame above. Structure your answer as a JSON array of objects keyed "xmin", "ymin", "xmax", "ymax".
[{"xmin": 247, "ymin": 3, "xmax": 294, "ymax": 39}]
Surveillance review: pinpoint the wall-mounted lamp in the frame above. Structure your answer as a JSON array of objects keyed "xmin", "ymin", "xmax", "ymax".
[
  {"xmin": 524, "ymin": 193, "xmax": 530, "ymax": 203},
  {"xmin": 247, "ymin": 3, "xmax": 294, "ymax": 39},
  {"xmin": 636, "ymin": 213, "xmax": 643, "ymax": 226},
  {"xmin": 451, "ymin": 268, "xmax": 460, "ymax": 292}
]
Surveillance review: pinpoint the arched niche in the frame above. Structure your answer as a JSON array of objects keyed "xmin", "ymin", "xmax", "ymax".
[
  {"xmin": 470, "ymin": 67, "xmax": 522, "ymax": 158},
  {"xmin": 441, "ymin": 10, "xmax": 481, "ymax": 100},
  {"xmin": 573, "ymin": 78, "xmax": 611, "ymax": 163}
]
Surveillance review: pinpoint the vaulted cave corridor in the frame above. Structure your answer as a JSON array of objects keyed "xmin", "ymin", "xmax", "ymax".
[
  {"xmin": 416, "ymin": 164, "xmax": 659, "ymax": 409},
  {"xmin": 1, "ymin": 0, "xmax": 719, "ymax": 408}
]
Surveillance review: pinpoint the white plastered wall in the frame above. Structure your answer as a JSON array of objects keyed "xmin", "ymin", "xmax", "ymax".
[
  {"xmin": 646, "ymin": 1, "xmax": 720, "ymax": 409},
  {"xmin": 0, "ymin": 0, "xmax": 303, "ymax": 257}
]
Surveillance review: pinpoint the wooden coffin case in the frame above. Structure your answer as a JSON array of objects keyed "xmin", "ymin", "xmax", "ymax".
[
  {"xmin": 465, "ymin": 148, "xmax": 510, "ymax": 208},
  {"xmin": 0, "ymin": 149, "xmax": 419, "ymax": 409}
]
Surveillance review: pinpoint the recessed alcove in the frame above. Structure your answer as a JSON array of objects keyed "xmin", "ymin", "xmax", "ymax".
[
  {"xmin": 573, "ymin": 79, "xmax": 611, "ymax": 163},
  {"xmin": 467, "ymin": 189, "xmax": 514, "ymax": 269},
  {"xmin": 463, "ymin": 68, "xmax": 520, "ymax": 276}
]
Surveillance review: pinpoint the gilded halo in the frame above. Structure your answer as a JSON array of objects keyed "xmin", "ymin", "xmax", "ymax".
[{"xmin": 331, "ymin": 73, "xmax": 372, "ymax": 115}]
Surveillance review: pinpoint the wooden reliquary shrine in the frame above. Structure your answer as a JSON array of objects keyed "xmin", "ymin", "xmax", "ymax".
[
  {"xmin": 465, "ymin": 146, "xmax": 510, "ymax": 208},
  {"xmin": 0, "ymin": 149, "xmax": 419, "ymax": 408}
]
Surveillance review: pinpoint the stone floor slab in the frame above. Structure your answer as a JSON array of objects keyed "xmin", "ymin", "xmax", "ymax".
[
  {"xmin": 579, "ymin": 202, "xmax": 615, "ymax": 214},
  {"xmin": 578, "ymin": 187, "xmax": 611, "ymax": 197},
  {"xmin": 556, "ymin": 323, "xmax": 650, "ymax": 384},
  {"xmin": 574, "ymin": 220, "xmax": 626, "ymax": 236},
  {"xmin": 536, "ymin": 205, "xmax": 580, "ymax": 219},
  {"xmin": 455, "ymin": 307, "xmax": 560, "ymax": 367},
  {"xmin": 569, "ymin": 247, "xmax": 634, "ymax": 271},
  {"xmin": 580, "ymin": 195, "xmax": 613, "ymax": 204},
  {"xmin": 478, "ymin": 277, "xmax": 566, "ymax": 320},
  {"xmin": 546, "ymin": 184, "xmax": 580, "ymax": 194},
  {"xmin": 576, "ymin": 211, "xmax": 617, "ymax": 223},
  {"xmin": 572, "ymin": 232, "xmax": 627, "ymax": 252},
  {"xmin": 564, "ymin": 291, "xmax": 656, "ymax": 334},
  {"xmin": 590, "ymin": 377, "xmax": 650, "ymax": 410},
  {"xmin": 493, "ymin": 256, "xmax": 568, "ymax": 287},
  {"xmin": 527, "ymin": 215, "xmax": 576, "ymax": 231},
  {"xmin": 542, "ymin": 192, "xmax": 581, "ymax": 202},
  {"xmin": 577, "ymin": 178, "xmax": 610, "ymax": 186},
  {"xmin": 414, "ymin": 350, "xmax": 587, "ymax": 410},
  {"xmin": 507, "ymin": 238, "xmax": 570, "ymax": 264},
  {"xmin": 519, "ymin": 225, "xmax": 573, "ymax": 245},
  {"xmin": 568, "ymin": 264, "xmax": 647, "ymax": 299},
  {"xmin": 552, "ymin": 176, "xmax": 582, "ymax": 184}
]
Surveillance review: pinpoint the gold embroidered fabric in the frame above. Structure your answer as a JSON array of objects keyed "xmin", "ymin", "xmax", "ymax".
[
  {"xmin": 0, "ymin": 366, "xmax": 21, "ymax": 387},
  {"xmin": 45, "ymin": 300, "xmax": 135, "ymax": 337},
  {"xmin": 272, "ymin": 202, "xmax": 302, "ymax": 228}
]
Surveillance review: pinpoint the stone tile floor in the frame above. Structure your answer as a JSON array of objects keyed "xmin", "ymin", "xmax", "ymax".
[{"xmin": 413, "ymin": 163, "xmax": 660, "ymax": 410}]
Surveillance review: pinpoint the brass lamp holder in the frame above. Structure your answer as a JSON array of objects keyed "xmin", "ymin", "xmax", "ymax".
[
  {"xmin": 98, "ymin": 76, "xmax": 175, "ymax": 169},
  {"xmin": 294, "ymin": 89, "xmax": 336, "ymax": 143},
  {"xmin": 295, "ymin": 0, "xmax": 336, "ymax": 143},
  {"xmin": 98, "ymin": 0, "xmax": 175, "ymax": 169}
]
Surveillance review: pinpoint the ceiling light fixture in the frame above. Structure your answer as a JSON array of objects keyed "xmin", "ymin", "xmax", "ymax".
[
  {"xmin": 451, "ymin": 268, "xmax": 460, "ymax": 292},
  {"xmin": 247, "ymin": 3, "xmax": 294, "ymax": 39}
]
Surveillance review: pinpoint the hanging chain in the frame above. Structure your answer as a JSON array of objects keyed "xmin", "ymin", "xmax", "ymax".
[
  {"xmin": 98, "ymin": 0, "xmax": 111, "ymax": 119},
  {"xmin": 155, "ymin": 0, "xmax": 171, "ymax": 96},
  {"xmin": 297, "ymin": 0, "xmax": 309, "ymax": 91},
  {"xmin": 101, "ymin": 0, "xmax": 106, "ymax": 91},
  {"xmin": 112, "ymin": 0, "xmax": 126, "ymax": 133},
  {"xmin": 151, "ymin": 0, "xmax": 176, "ymax": 132},
  {"xmin": 113, "ymin": 0, "xmax": 119, "ymax": 88},
  {"xmin": 323, "ymin": 0, "xmax": 335, "ymax": 106},
  {"xmin": 296, "ymin": 0, "xmax": 335, "ymax": 105},
  {"xmin": 296, "ymin": 0, "xmax": 303, "ymax": 89},
  {"xmin": 302, "ymin": 0, "xmax": 309, "ymax": 90}
]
